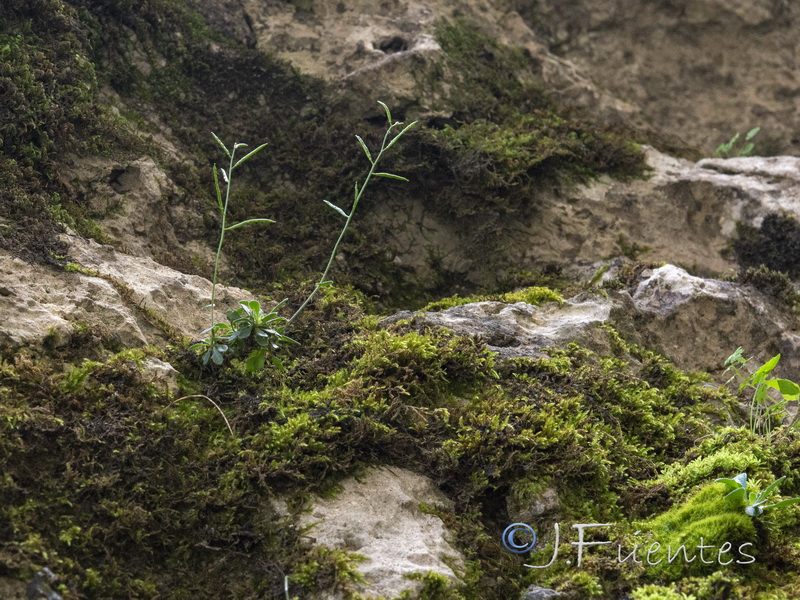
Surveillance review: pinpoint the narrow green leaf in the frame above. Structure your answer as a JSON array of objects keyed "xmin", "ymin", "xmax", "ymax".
[
  {"xmin": 317, "ymin": 280, "xmax": 333, "ymax": 287},
  {"xmin": 270, "ymin": 298, "xmax": 289, "ymax": 314},
  {"xmin": 739, "ymin": 142, "xmax": 755, "ymax": 156},
  {"xmin": 233, "ymin": 142, "xmax": 268, "ymax": 169},
  {"xmin": 759, "ymin": 476, "xmax": 786, "ymax": 501},
  {"xmin": 764, "ymin": 497, "xmax": 800, "ymax": 510},
  {"xmin": 715, "ymin": 477, "xmax": 739, "ymax": 489},
  {"xmin": 355, "ymin": 135, "xmax": 373, "ymax": 164},
  {"xmin": 323, "ymin": 200, "xmax": 349, "ymax": 219},
  {"xmin": 746, "ymin": 127, "xmax": 761, "ymax": 140},
  {"xmin": 225, "ymin": 218, "xmax": 276, "ymax": 231},
  {"xmin": 374, "ymin": 172, "xmax": 409, "ymax": 182},
  {"xmin": 377, "ymin": 100, "xmax": 392, "ymax": 124},
  {"xmin": 213, "ymin": 165, "xmax": 224, "ymax": 213},
  {"xmin": 211, "ymin": 132, "xmax": 231, "ymax": 158},
  {"xmin": 384, "ymin": 121, "xmax": 418, "ymax": 150}
]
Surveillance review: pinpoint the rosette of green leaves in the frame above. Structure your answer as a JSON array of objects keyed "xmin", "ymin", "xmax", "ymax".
[
  {"xmin": 226, "ymin": 299, "xmax": 297, "ymax": 372},
  {"xmin": 716, "ymin": 472, "xmax": 800, "ymax": 517}
]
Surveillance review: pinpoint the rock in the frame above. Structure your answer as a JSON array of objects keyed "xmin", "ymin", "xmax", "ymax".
[
  {"xmin": 298, "ymin": 466, "xmax": 464, "ymax": 599},
  {"xmin": 514, "ymin": 0, "xmax": 800, "ymax": 154},
  {"xmin": 385, "ymin": 296, "xmax": 614, "ymax": 360},
  {"xmin": 141, "ymin": 358, "xmax": 181, "ymax": 395},
  {"xmin": 64, "ymin": 156, "xmax": 204, "ymax": 265},
  {"xmin": 184, "ymin": 0, "xmax": 636, "ymax": 125},
  {"xmin": 622, "ymin": 265, "xmax": 800, "ymax": 377},
  {"xmin": 507, "ymin": 487, "xmax": 560, "ymax": 524},
  {"xmin": 388, "ymin": 263, "xmax": 800, "ymax": 382},
  {"xmin": 373, "ymin": 147, "xmax": 800, "ymax": 291},
  {"xmin": 0, "ymin": 235, "xmax": 253, "ymax": 351},
  {"xmin": 522, "ymin": 586, "xmax": 562, "ymax": 600}
]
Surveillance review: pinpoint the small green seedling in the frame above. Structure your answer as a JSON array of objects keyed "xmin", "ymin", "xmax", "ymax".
[
  {"xmin": 723, "ymin": 347, "xmax": 800, "ymax": 439},
  {"xmin": 191, "ymin": 102, "xmax": 416, "ymax": 373},
  {"xmin": 715, "ymin": 127, "xmax": 760, "ymax": 158},
  {"xmin": 716, "ymin": 472, "xmax": 800, "ymax": 517}
]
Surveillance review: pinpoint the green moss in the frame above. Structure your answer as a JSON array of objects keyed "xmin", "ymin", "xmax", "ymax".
[
  {"xmin": 290, "ymin": 546, "xmax": 367, "ymax": 598},
  {"xmin": 651, "ymin": 427, "xmax": 800, "ymax": 500},
  {"xmin": 636, "ymin": 483, "xmax": 758, "ymax": 580},
  {"xmin": 631, "ymin": 584, "xmax": 696, "ymax": 600},
  {"xmin": 734, "ymin": 265, "xmax": 800, "ymax": 308},
  {"xmin": 422, "ymin": 286, "xmax": 564, "ymax": 312},
  {"xmin": 404, "ymin": 571, "xmax": 466, "ymax": 600},
  {"xmin": 429, "ymin": 112, "xmax": 645, "ymax": 192},
  {"xmin": 0, "ymin": 0, "xmax": 147, "ymax": 261},
  {"xmin": 734, "ymin": 214, "xmax": 800, "ymax": 279},
  {"xmin": 348, "ymin": 327, "xmax": 498, "ymax": 407}
]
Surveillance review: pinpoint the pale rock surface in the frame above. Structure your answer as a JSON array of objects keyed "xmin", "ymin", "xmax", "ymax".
[
  {"xmin": 298, "ymin": 466, "xmax": 464, "ymax": 599},
  {"xmin": 522, "ymin": 586, "xmax": 562, "ymax": 600},
  {"xmin": 385, "ymin": 296, "xmax": 615, "ymax": 360},
  {"xmin": 64, "ymin": 155, "xmax": 203, "ymax": 264},
  {"xmin": 373, "ymin": 148, "xmax": 800, "ymax": 290},
  {"xmin": 623, "ymin": 265, "xmax": 800, "ymax": 376},
  {"xmin": 522, "ymin": 586, "xmax": 562, "ymax": 599},
  {"xmin": 517, "ymin": 0, "xmax": 799, "ymax": 153},
  {"xmin": 190, "ymin": 0, "xmax": 799, "ymax": 153},
  {"xmin": 507, "ymin": 487, "xmax": 560, "ymax": 524},
  {"xmin": 389, "ymin": 264, "xmax": 800, "ymax": 380},
  {"xmin": 141, "ymin": 357, "xmax": 181, "ymax": 395},
  {"xmin": 0, "ymin": 235, "xmax": 252, "ymax": 350},
  {"xmin": 188, "ymin": 0, "xmax": 636, "ymax": 124}
]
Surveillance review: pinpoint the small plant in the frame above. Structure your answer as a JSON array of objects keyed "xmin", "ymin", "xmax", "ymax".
[
  {"xmin": 190, "ymin": 102, "xmax": 416, "ymax": 372},
  {"xmin": 715, "ymin": 127, "xmax": 760, "ymax": 158},
  {"xmin": 715, "ymin": 472, "xmax": 800, "ymax": 517},
  {"xmin": 723, "ymin": 347, "xmax": 800, "ymax": 438},
  {"xmin": 189, "ymin": 134, "xmax": 280, "ymax": 370}
]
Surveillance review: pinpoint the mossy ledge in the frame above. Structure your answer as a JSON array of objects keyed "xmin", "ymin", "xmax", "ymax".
[{"xmin": 3, "ymin": 284, "xmax": 800, "ymax": 599}]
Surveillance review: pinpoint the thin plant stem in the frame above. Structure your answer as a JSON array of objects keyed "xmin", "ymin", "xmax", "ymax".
[
  {"xmin": 167, "ymin": 394, "xmax": 235, "ymax": 436},
  {"xmin": 287, "ymin": 122, "xmax": 411, "ymax": 324},
  {"xmin": 210, "ymin": 147, "xmax": 238, "ymax": 332}
]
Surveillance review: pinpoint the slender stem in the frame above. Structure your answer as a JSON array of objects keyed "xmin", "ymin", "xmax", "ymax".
[
  {"xmin": 287, "ymin": 125, "xmax": 398, "ymax": 325},
  {"xmin": 210, "ymin": 147, "xmax": 238, "ymax": 334}
]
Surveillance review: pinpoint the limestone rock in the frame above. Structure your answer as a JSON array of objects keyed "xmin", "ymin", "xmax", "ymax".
[
  {"xmin": 507, "ymin": 487, "xmax": 560, "ymax": 524},
  {"xmin": 385, "ymin": 296, "xmax": 614, "ymax": 360},
  {"xmin": 374, "ymin": 148, "xmax": 800, "ymax": 291},
  {"xmin": 141, "ymin": 358, "xmax": 181, "ymax": 395},
  {"xmin": 0, "ymin": 235, "xmax": 253, "ymax": 351},
  {"xmin": 64, "ymin": 156, "xmax": 203, "ymax": 265},
  {"xmin": 516, "ymin": 0, "xmax": 799, "ymax": 154},
  {"xmin": 298, "ymin": 466, "xmax": 464, "ymax": 599},
  {"xmin": 389, "ymin": 264, "xmax": 800, "ymax": 382},
  {"xmin": 522, "ymin": 586, "xmax": 562, "ymax": 600},
  {"xmin": 622, "ymin": 265, "xmax": 800, "ymax": 377},
  {"xmin": 184, "ymin": 0, "xmax": 636, "ymax": 125}
]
